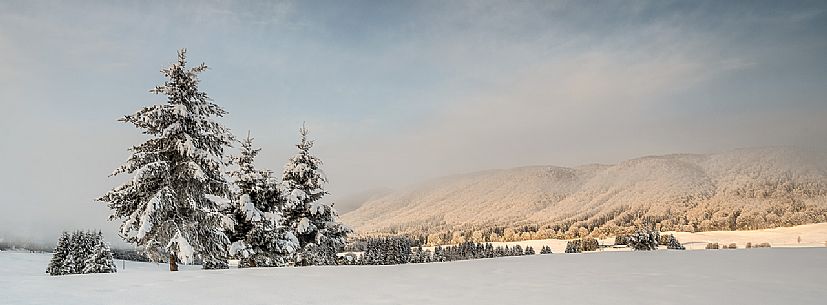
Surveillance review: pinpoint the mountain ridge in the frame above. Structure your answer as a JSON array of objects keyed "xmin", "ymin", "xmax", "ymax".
[{"xmin": 341, "ymin": 147, "xmax": 827, "ymax": 245}]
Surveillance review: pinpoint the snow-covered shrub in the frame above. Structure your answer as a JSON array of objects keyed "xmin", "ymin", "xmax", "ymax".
[
  {"xmin": 627, "ymin": 229, "xmax": 659, "ymax": 251},
  {"xmin": 540, "ymin": 245, "xmax": 552, "ymax": 254},
  {"xmin": 705, "ymin": 242, "xmax": 719, "ymax": 249},
  {"xmin": 565, "ymin": 239, "xmax": 582, "ymax": 253},
  {"xmin": 47, "ymin": 231, "xmax": 116, "ymax": 276},
  {"xmin": 661, "ymin": 234, "xmax": 685, "ymax": 250},
  {"xmin": 525, "ymin": 246, "xmax": 535, "ymax": 255},
  {"xmin": 513, "ymin": 245, "xmax": 524, "ymax": 256},
  {"xmin": 582, "ymin": 238, "xmax": 599, "ymax": 251},
  {"xmin": 614, "ymin": 235, "xmax": 628, "ymax": 246},
  {"xmin": 755, "ymin": 242, "xmax": 771, "ymax": 248},
  {"xmin": 565, "ymin": 237, "xmax": 600, "ymax": 253}
]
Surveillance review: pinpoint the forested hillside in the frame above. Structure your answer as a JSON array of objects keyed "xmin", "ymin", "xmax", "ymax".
[{"xmin": 342, "ymin": 147, "xmax": 827, "ymax": 245}]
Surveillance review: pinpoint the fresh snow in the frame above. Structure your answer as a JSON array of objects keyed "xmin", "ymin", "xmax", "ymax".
[
  {"xmin": 167, "ymin": 231, "xmax": 195, "ymax": 264},
  {"xmin": 2, "ymin": 248, "xmax": 826, "ymax": 305},
  {"xmin": 434, "ymin": 222, "xmax": 827, "ymax": 254}
]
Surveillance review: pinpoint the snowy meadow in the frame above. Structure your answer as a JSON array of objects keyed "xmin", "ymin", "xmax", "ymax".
[
  {"xmin": 3, "ymin": 2, "xmax": 827, "ymax": 305},
  {"xmin": 3, "ymin": 248, "xmax": 826, "ymax": 305}
]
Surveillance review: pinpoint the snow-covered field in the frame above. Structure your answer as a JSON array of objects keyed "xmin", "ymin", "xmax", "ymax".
[
  {"xmin": 2, "ymin": 248, "xmax": 826, "ymax": 305},
  {"xmin": 450, "ymin": 223, "xmax": 827, "ymax": 254}
]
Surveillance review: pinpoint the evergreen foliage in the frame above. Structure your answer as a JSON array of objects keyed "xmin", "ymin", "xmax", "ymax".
[
  {"xmin": 565, "ymin": 237, "xmax": 599, "ymax": 253},
  {"xmin": 614, "ymin": 235, "xmax": 628, "ymax": 245},
  {"xmin": 226, "ymin": 132, "xmax": 298, "ymax": 267},
  {"xmin": 281, "ymin": 125, "xmax": 350, "ymax": 265},
  {"xmin": 565, "ymin": 239, "xmax": 582, "ymax": 253},
  {"xmin": 47, "ymin": 231, "xmax": 116, "ymax": 276},
  {"xmin": 362, "ymin": 236, "xmax": 412, "ymax": 265},
  {"xmin": 539, "ymin": 245, "xmax": 553, "ymax": 254},
  {"xmin": 661, "ymin": 234, "xmax": 685, "ymax": 250},
  {"xmin": 627, "ymin": 229, "xmax": 660, "ymax": 251},
  {"xmin": 351, "ymin": 238, "xmax": 540, "ymax": 264},
  {"xmin": 46, "ymin": 232, "xmax": 70, "ymax": 276},
  {"xmin": 98, "ymin": 49, "xmax": 233, "ymax": 270}
]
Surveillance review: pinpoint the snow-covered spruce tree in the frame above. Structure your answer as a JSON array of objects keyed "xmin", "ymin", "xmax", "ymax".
[
  {"xmin": 226, "ymin": 132, "xmax": 298, "ymax": 267},
  {"xmin": 627, "ymin": 229, "xmax": 659, "ymax": 251},
  {"xmin": 565, "ymin": 239, "xmax": 582, "ymax": 253},
  {"xmin": 665, "ymin": 235, "xmax": 685, "ymax": 250},
  {"xmin": 281, "ymin": 125, "xmax": 351, "ymax": 266},
  {"xmin": 98, "ymin": 49, "xmax": 234, "ymax": 271},
  {"xmin": 47, "ymin": 231, "xmax": 116, "ymax": 275},
  {"xmin": 83, "ymin": 232, "xmax": 117, "ymax": 273},
  {"xmin": 46, "ymin": 232, "xmax": 71, "ymax": 275}
]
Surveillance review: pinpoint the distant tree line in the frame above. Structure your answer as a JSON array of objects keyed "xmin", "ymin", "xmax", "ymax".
[
  {"xmin": 344, "ymin": 237, "xmax": 547, "ymax": 265},
  {"xmin": 111, "ymin": 248, "xmax": 150, "ymax": 262}
]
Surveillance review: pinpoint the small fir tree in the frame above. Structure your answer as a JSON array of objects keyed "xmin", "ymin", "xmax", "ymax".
[
  {"xmin": 83, "ymin": 232, "xmax": 117, "ymax": 273},
  {"xmin": 627, "ymin": 229, "xmax": 659, "ymax": 251},
  {"xmin": 226, "ymin": 132, "xmax": 298, "ymax": 267},
  {"xmin": 281, "ymin": 124, "xmax": 350, "ymax": 265},
  {"xmin": 46, "ymin": 232, "xmax": 71, "ymax": 275}
]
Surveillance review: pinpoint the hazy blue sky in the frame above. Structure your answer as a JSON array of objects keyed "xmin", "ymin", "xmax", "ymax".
[{"xmin": 1, "ymin": 0, "xmax": 826, "ymax": 245}]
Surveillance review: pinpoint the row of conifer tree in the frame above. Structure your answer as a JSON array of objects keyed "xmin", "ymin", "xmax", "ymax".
[
  {"xmin": 96, "ymin": 49, "xmax": 349, "ymax": 271},
  {"xmin": 343, "ymin": 237, "xmax": 550, "ymax": 265},
  {"xmin": 47, "ymin": 231, "xmax": 116, "ymax": 276}
]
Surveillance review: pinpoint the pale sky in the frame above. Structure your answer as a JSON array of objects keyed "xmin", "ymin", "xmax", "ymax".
[{"xmin": 1, "ymin": 0, "xmax": 826, "ymax": 246}]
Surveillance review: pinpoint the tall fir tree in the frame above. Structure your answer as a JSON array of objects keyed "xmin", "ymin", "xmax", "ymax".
[
  {"xmin": 226, "ymin": 132, "xmax": 298, "ymax": 267},
  {"xmin": 98, "ymin": 49, "xmax": 234, "ymax": 271},
  {"xmin": 281, "ymin": 124, "xmax": 350, "ymax": 265}
]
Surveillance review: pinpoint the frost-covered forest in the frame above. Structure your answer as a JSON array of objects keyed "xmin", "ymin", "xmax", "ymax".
[{"xmin": 344, "ymin": 148, "xmax": 827, "ymax": 245}]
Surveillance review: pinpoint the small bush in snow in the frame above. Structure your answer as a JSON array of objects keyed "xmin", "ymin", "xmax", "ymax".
[
  {"xmin": 705, "ymin": 243, "xmax": 719, "ymax": 249},
  {"xmin": 564, "ymin": 237, "xmax": 599, "ymax": 253},
  {"xmin": 565, "ymin": 239, "xmax": 582, "ymax": 253},
  {"xmin": 540, "ymin": 245, "xmax": 552, "ymax": 254},
  {"xmin": 582, "ymin": 238, "xmax": 599, "ymax": 251},
  {"xmin": 627, "ymin": 229, "xmax": 659, "ymax": 251},
  {"xmin": 614, "ymin": 235, "xmax": 628, "ymax": 246},
  {"xmin": 755, "ymin": 242, "xmax": 771, "ymax": 248},
  {"xmin": 661, "ymin": 234, "xmax": 685, "ymax": 250}
]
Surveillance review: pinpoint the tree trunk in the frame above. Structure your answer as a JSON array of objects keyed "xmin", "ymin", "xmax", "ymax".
[{"xmin": 169, "ymin": 254, "xmax": 179, "ymax": 272}]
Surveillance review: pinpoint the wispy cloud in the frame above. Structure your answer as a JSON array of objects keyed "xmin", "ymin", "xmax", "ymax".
[{"xmin": 1, "ymin": 0, "xmax": 826, "ymax": 244}]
